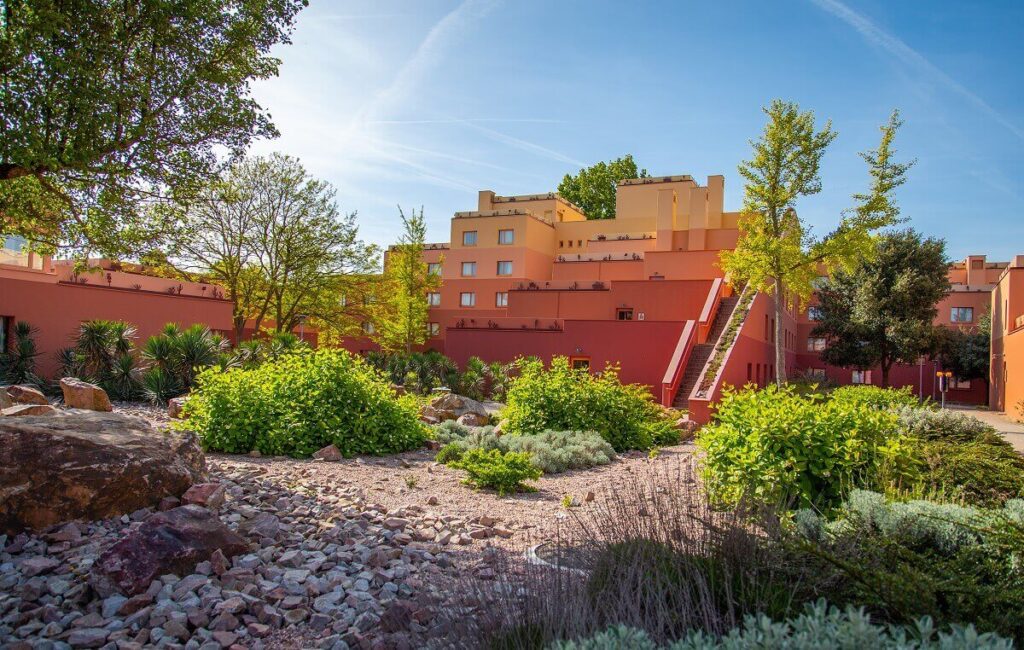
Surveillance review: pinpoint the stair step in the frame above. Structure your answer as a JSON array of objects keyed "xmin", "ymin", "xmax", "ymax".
[{"xmin": 672, "ymin": 295, "xmax": 744, "ymax": 408}]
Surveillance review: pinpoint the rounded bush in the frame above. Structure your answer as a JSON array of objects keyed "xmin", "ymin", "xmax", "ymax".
[{"xmin": 183, "ymin": 349, "xmax": 426, "ymax": 458}]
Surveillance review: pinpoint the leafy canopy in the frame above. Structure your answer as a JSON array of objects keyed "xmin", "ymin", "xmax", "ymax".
[
  {"xmin": 813, "ymin": 230, "xmax": 950, "ymax": 386},
  {"xmin": 557, "ymin": 155, "xmax": 648, "ymax": 220},
  {"xmin": 0, "ymin": 0, "xmax": 306, "ymax": 256}
]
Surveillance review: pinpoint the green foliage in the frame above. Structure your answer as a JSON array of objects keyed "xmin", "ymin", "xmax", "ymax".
[
  {"xmin": 370, "ymin": 206, "xmax": 441, "ymax": 352},
  {"xmin": 433, "ymin": 421, "xmax": 615, "ymax": 474},
  {"xmin": 936, "ymin": 311, "xmax": 991, "ymax": 386},
  {"xmin": 450, "ymin": 448, "xmax": 541, "ymax": 496},
  {"xmin": 0, "ymin": 0, "xmax": 305, "ymax": 256},
  {"xmin": 182, "ymin": 349, "xmax": 426, "ymax": 458},
  {"xmin": 0, "ymin": 321, "xmax": 42, "ymax": 385},
  {"xmin": 435, "ymin": 442, "xmax": 465, "ymax": 465},
  {"xmin": 557, "ymin": 155, "xmax": 648, "ymax": 220},
  {"xmin": 696, "ymin": 289, "xmax": 754, "ymax": 396},
  {"xmin": 552, "ymin": 601, "xmax": 1014, "ymax": 649},
  {"xmin": 698, "ymin": 385, "xmax": 918, "ymax": 510},
  {"xmin": 813, "ymin": 230, "xmax": 950, "ymax": 386},
  {"xmin": 367, "ymin": 350, "xmax": 458, "ymax": 395},
  {"xmin": 917, "ymin": 437, "xmax": 1024, "ymax": 507},
  {"xmin": 896, "ymin": 406, "xmax": 994, "ymax": 443},
  {"xmin": 829, "ymin": 385, "xmax": 920, "ymax": 411},
  {"xmin": 60, "ymin": 319, "xmax": 142, "ymax": 399},
  {"xmin": 504, "ymin": 357, "xmax": 677, "ymax": 452}
]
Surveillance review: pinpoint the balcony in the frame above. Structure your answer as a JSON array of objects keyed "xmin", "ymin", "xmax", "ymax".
[
  {"xmin": 451, "ymin": 316, "xmax": 564, "ymax": 331},
  {"xmin": 556, "ymin": 252, "xmax": 645, "ymax": 263},
  {"xmin": 510, "ymin": 280, "xmax": 609, "ymax": 291}
]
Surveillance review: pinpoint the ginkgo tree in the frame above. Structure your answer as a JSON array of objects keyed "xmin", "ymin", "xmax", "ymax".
[{"xmin": 721, "ymin": 101, "xmax": 911, "ymax": 384}]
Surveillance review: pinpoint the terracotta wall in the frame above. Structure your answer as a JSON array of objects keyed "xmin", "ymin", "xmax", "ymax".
[{"xmin": 1, "ymin": 273, "xmax": 233, "ymax": 379}]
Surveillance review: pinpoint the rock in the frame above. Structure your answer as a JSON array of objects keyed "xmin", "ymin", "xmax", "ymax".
[
  {"xmin": 238, "ymin": 512, "xmax": 280, "ymax": 539},
  {"xmin": 380, "ymin": 600, "xmax": 416, "ymax": 633},
  {"xmin": 493, "ymin": 419, "xmax": 508, "ymax": 436},
  {"xmin": 167, "ymin": 397, "xmax": 188, "ymax": 419},
  {"xmin": 181, "ymin": 482, "xmax": 226, "ymax": 509},
  {"xmin": 0, "ymin": 411, "xmax": 206, "ymax": 534},
  {"xmin": 422, "ymin": 392, "xmax": 494, "ymax": 423},
  {"xmin": 674, "ymin": 417, "xmax": 700, "ymax": 440},
  {"xmin": 90, "ymin": 505, "xmax": 249, "ymax": 596},
  {"xmin": 20, "ymin": 555, "xmax": 60, "ymax": 576},
  {"xmin": 59, "ymin": 377, "xmax": 113, "ymax": 411},
  {"xmin": 67, "ymin": 628, "xmax": 109, "ymax": 648},
  {"xmin": 2, "ymin": 403, "xmax": 58, "ymax": 417},
  {"xmin": 6, "ymin": 384, "xmax": 48, "ymax": 405},
  {"xmin": 456, "ymin": 412, "xmax": 489, "ymax": 427},
  {"xmin": 159, "ymin": 496, "xmax": 181, "ymax": 511},
  {"xmin": 0, "ymin": 388, "xmax": 11, "ymax": 409},
  {"xmin": 584, "ymin": 490, "xmax": 596, "ymax": 502},
  {"xmin": 313, "ymin": 444, "xmax": 342, "ymax": 461}
]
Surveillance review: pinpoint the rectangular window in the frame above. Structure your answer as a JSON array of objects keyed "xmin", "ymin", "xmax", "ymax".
[
  {"xmin": 807, "ymin": 337, "xmax": 827, "ymax": 352},
  {"xmin": 807, "ymin": 368, "xmax": 827, "ymax": 380},
  {"xmin": 496, "ymin": 260, "xmax": 513, "ymax": 276},
  {"xmin": 616, "ymin": 308, "xmax": 634, "ymax": 321},
  {"xmin": 427, "ymin": 322, "xmax": 440, "ymax": 336},
  {"xmin": 570, "ymin": 356, "xmax": 590, "ymax": 370},
  {"xmin": 361, "ymin": 321, "xmax": 375, "ymax": 335},
  {"xmin": 427, "ymin": 262, "xmax": 442, "ymax": 275},
  {"xmin": 498, "ymin": 229, "xmax": 514, "ymax": 245},
  {"xmin": 427, "ymin": 292, "xmax": 441, "ymax": 307},
  {"xmin": 460, "ymin": 292, "xmax": 476, "ymax": 307},
  {"xmin": 462, "ymin": 230, "xmax": 477, "ymax": 246},
  {"xmin": 461, "ymin": 262, "xmax": 476, "ymax": 277},
  {"xmin": 852, "ymin": 370, "xmax": 872, "ymax": 385},
  {"xmin": 807, "ymin": 306, "xmax": 824, "ymax": 321},
  {"xmin": 495, "ymin": 292, "xmax": 508, "ymax": 307},
  {"xmin": 950, "ymin": 307, "xmax": 974, "ymax": 323}
]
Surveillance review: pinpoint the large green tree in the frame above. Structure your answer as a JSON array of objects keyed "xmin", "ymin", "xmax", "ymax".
[
  {"xmin": 557, "ymin": 154, "xmax": 648, "ymax": 220},
  {"xmin": 167, "ymin": 154, "xmax": 378, "ymax": 341},
  {"xmin": 371, "ymin": 207, "xmax": 441, "ymax": 353},
  {"xmin": 721, "ymin": 103, "xmax": 907, "ymax": 384},
  {"xmin": 937, "ymin": 310, "xmax": 991, "ymax": 391},
  {"xmin": 812, "ymin": 230, "xmax": 950, "ymax": 387},
  {"xmin": 0, "ymin": 0, "xmax": 305, "ymax": 256}
]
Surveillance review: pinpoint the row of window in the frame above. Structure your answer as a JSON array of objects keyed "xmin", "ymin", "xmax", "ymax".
[
  {"xmin": 462, "ymin": 229, "xmax": 515, "ymax": 246},
  {"xmin": 802, "ymin": 367, "xmax": 972, "ymax": 389},
  {"xmin": 426, "ymin": 291, "xmax": 511, "ymax": 308},
  {"xmin": 807, "ymin": 305, "xmax": 976, "ymax": 324}
]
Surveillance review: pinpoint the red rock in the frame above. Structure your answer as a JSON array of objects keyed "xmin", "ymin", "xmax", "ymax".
[
  {"xmin": 0, "ymin": 412, "xmax": 206, "ymax": 535},
  {"xmin": 158, "ymin": 496, "xmax": 180, "ymax": 511},
  {"xmin": 2, "ymin": 404, "xmax": 57, "ymax": 417},
  {"xmin": 312, "ymin": 444, "xmax": 342, "ymax": 461},
  {"xmin": 59, "ymin": 378, "xmax": 112, "ymax": 411},
  {"xmin": 181, "ymin": 483, "xmax": 226, "ymax": 509},
  {"xmin": 6, "ymin": 385, "xmax": 48, "ymax": 405},
  {"xmin": 90, "ymin": 505, "xmax": 249, "ymax": 596},
  {"xmin": 167, "ymin": 397, "xmax": 188, "ymax": 419}
]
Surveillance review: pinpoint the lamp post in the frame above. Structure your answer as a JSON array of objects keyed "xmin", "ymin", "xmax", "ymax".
[
  {"xmin": 297, "ymin": 315, "xmax": 308, "ymax": 343},
  {"xmin": 936, "ymin": 370, "xmax": 953, "ymax": 409}
]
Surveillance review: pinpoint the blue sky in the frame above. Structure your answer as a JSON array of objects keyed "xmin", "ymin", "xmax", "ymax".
[{"xmin": 249, "ymin": 0, "xmax": 1024, "ymax": 261}]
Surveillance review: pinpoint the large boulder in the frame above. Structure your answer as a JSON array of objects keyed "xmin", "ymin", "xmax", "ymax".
[
  {"xmin": 90, "ymin": 505, "xmax": 249, "ymax": 596},
  {"xmin": 2, "ymin": 404, "xmax": 58, "ymax": 417},
  {"xmin": 60, "ymin": 377, "xmax": 113, "ymax": 411},
  {"xmin": 0, "ymin": 411, "xmax": 206, "ymax": 534},
  {"xmin": 6, "ymin": 384, "xmax": 48, "ymax": 405},
  {"xmin": 424, "ymin": 392, "xmax": 493, "ymax": 423}
]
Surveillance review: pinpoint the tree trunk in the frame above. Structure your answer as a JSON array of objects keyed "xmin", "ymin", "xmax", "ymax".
[
  {"xmin": 774, "ymin": 277, "xmax": 787, "ymax": 386},
  {"xmin": 881, "ymin": 362, "xmax": 890, "ymax": 388}
]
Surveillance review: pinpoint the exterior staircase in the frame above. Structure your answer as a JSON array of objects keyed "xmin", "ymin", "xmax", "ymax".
[{"xmin": 673, "ymin": 295, "xmax": 740, "ymax": 409}]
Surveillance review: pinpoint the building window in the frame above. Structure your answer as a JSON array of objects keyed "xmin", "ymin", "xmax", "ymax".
[
  {"xmin": 427, "ymin": 262, "xmax": 441, "ymax": 275},
  {"xmin": 616, "ymin": 308, "xmax": 634, "ymax": 321},
  {"xmin": 577, "ymin": 240, "xmax": 582, "ymax": 247},
  {"xmin": 462, "ymin": 231, "xmax": 477, "ymax": 246},
  {"xmin": 852, "ymin": 370, "xmax": 872, "ymax": 385},
  {"xmin": 361, "ymin": 321, "xmax": 375, "ymax": 335},
  {"xmin": 559, "ymin": 240, "xmax": 564, "ymax": 248},
  {"xmin": 570, "ymin": 356, "xmax": 590, "ymax": 370},
  {"xmin": 460, "ymin": 292, "xmax": 476, "ymax": 307},
  {"xmin": 950, "ymin": 307, "xmax": 974, "ymax": 323},
  {"xmin": 807, "ymin": 306, "xmax": 824, "ymax": 321},
  {"xmin": 495, "ymin": 292, "xmax": 508, "ymax": 307},
  {"xmin": 951, "ymin": 377, "xmax": 971, "ymax": 390},
  {"xmin": 568, "ymin": 240, "xmax": 573, "ymax": 248},
  {"xmin": 427, "ymin": 292, "xmax": 441, "ymax": 307},
  {"xmin": 496, "ymin": 260, "xmax": 513, "ymax": 276},
  {"xmin": 427, "ymin": 322, "xmax": 440, "ymax": 337},
  {"xmin": 461, "ymin": 262, "xmax": 476, "ymax": 277},
  {"xmin": 807, "ymin": 368, "xmax": 827, "ymax": 380},
  {"xmin": 498, "ymin": 229, "xmax": 514, "ymax": 245},
  {"xmin": 807, "ymin": 337, "xmax": 827, "ymax": 352}
]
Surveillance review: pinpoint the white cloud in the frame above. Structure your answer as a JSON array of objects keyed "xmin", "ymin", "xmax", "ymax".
[{"xmin": 810, "ymin": 0, "xmax": 1024, "ymax": 143}]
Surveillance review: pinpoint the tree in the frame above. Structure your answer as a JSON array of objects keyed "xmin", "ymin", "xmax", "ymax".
[
  {"xmin": 812, "ymin": 230, "xmax": 950, "ymax": 387},
  {"xmin": 721, "ymin": 103, "xmax": 906, "ymax": 384},
  {"xmin": 557, "ymin": 155, "xmax": 648, "ymax": 220},
  {"xmin": 937, "ymin": 310, "xmax": 991, "ymax": 392},
  {"xmin": 168, "ymin": 154, "xmax": 378, "ymax": 341},
  {"xmin": 0, "ymin": 0, "xmax": 306, "ymax": 257},
  {"xmin": 371, "ymin": 207, "xmax": 442, "ymax": 353}
]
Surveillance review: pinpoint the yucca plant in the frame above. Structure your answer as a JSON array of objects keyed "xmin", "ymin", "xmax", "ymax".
[
  {"xmin": 142, "ymin": 366, "xmax": 181, "ymax": 405},
  {"xmin": 103, "ymin": 353, "xmax": 142, "ymax": 401},
  {"xmin": 0, "ymin": 321, "xmax": 42, "ymax": 385}
]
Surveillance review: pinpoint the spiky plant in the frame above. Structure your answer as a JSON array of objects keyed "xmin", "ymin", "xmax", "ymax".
[
  {"xmin": 0, "ymin": 321, "xmax": 42, "ymax": 385},
  {"xmin": 141, "ymin": 366, "xmax": 181, "ymax": 405}
]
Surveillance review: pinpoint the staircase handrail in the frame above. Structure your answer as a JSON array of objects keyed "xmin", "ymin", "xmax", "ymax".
[{"xmin": 660, "ymin": 319, "xmax": 697, "ymax": 406}]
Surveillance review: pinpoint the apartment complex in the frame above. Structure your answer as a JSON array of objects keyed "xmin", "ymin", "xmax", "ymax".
[{"xmin": 991, "ymin": 256, "xmax": 1024, "ymax": 416}]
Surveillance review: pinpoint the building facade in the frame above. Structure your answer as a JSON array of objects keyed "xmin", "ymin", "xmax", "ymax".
[{"xmin": 991, "ymin": 256, "xmax": 1024, "ymax": 417}]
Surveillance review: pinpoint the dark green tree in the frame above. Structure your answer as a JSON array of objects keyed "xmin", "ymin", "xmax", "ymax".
[
  {"xmin": 0, "ymin": 0, "xmax": 306, "ymax": 256},
  {"xmin": 557, "ymin": 155, "xmax": 648, "ymax": 220},
  {"xmin": 937, "ymin": 310, "xmax": 991, "ymax": 391},
  {"xmin": 812, "ymin": 230, "xmax": 950, "ymax": 387}
]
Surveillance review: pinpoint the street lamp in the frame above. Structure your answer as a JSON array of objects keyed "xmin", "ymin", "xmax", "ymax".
[{"xmin": 936, "ymin": 370, "xmax": 953, "ymax": 409}]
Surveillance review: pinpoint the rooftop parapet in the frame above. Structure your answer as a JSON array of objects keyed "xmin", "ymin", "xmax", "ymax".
[
  {"xmin": 617, "ymin": 175, "xmax": 695, "ymax": 186},
  {"xmin": 453, "ymin": 208, "xmax": 554, "ymax": 226}
]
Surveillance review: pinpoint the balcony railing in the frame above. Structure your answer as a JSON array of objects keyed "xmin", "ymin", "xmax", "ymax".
[
  {"xmin": 556, "ymin": 252, "xmax": 644, "ymax": 263},
  {"xmin": 510, "ymin": 280, "xmax": 609, "ymax": 291}
]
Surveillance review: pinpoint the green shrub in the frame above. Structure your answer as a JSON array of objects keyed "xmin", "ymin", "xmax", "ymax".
[
  {"xmin": 551, "ymin": 601, "xmax": 1015, "ymax": 649},
  {"xmin": 183, "ymin": 349, "xmax": 426, "ymax": 457},
  {"xmin": 897, "ymin": 406, "xmax": 995, "ymax": 442},
  {"xmin": 504, "ymin": 357, "xmax": 677, "ymax": 451},
  {"xmin": 433, "ymin": 419, "xmax": 475, "ymax": 444},
  {"xmin": 698, "ymin": 385, "xmax": 919, "ymax": 510},
  {"xmin": 917, "ymin": 437, "xmax": 1024, "ymax": 506},
  {"xmin": 451, "ymin": 448, "xmax": 541, "ymax": 495},
  {"xmin": 435, "ymin": 442, "xmax": 465, "ymax": 465},
  {"xmin": 828, "ymin": 384, "xmax": 921, "ymax": 411},
  {"xmin": 0, "ymin": 321, "xmax": 41, "ymax": 386},
  {"xmin": 505, "ymin": 429, "xmax": 616, "ymax": 474}
]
